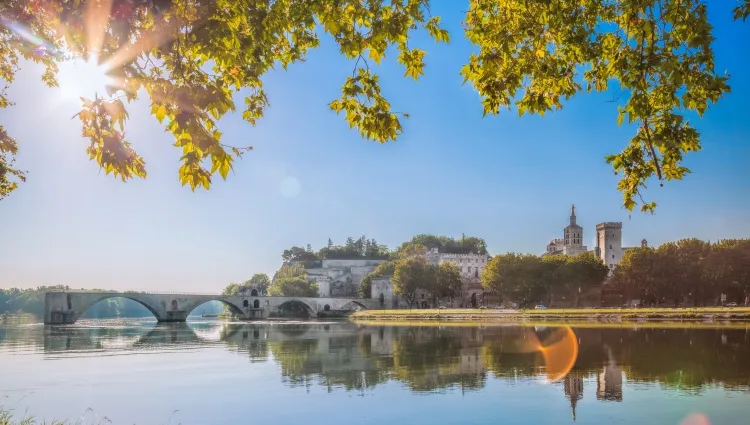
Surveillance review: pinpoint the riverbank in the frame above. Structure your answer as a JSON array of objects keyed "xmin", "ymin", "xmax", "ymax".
[{"xmin": 350, "ymin": 307, "xmax": 750, "ymax": 323}]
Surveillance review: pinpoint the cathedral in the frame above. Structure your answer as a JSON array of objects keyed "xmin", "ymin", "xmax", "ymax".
[{"xmin": 543, "ymin": 205, "xmax": 646, "ymax": 272}]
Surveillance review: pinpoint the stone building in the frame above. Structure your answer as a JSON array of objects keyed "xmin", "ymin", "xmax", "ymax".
[
  {"xmin": 429, "ymin": 249, "xmax": 495, "ymax": 308},
  {"xmin": 305, "ymin": 258, "xmax": 387, "ymax": 298},
  {"xmin": 371, "ymin": 276, "xmax": 398, "ymax": 308},
  {"xmin": 370, "ymin": 247, "xmax": 496, "ymax": 308},
  {"xmin": 545, "ymin": 205, "xmax": 588, "ymax": 256},
  {"xmin": 544, "ymin": 205, "xmax": 647, "ymax": 273},
  {"xmin": 594, "ymin": 222, "xmax": 624, "ymax": 272}
]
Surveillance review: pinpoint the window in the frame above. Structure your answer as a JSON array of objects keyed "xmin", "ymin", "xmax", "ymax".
[
  {"xmin": 243, "ymin": 299, "xmax": 249, "ymax": 307},
  {"xmin": 609, "ymin": 245, "xmax": 612, "ymax": 249},
  {"xmin": 253, "ymin": 299, "xmax": 260, "ymax": 308},
  {"xmin": 612, "ymin": 254, "xmax": 615, "ymax": 259}
]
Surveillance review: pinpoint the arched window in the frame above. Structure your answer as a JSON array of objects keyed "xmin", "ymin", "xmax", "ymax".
[
  {"xmin": 253, "ymin": 299, "xmax": 260, "ymax": 309},
  {"xmin": 324, "ymin": 304, "xmax": 331, "ymax": 311},
  {"xmin": 250, "ymin": 289, "xmax": 259, "ymax": 296},
  {"xmin": 171, "ymin": 300, "xmax": 178, "ymax": 311},
  {"xmin": 243, "ymin": 299, "xmax": 249, "ymax": 307}
]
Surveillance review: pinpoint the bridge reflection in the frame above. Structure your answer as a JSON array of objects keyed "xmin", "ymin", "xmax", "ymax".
[{"xmin": 33, "ymin": 321, "xmax": 750, "ymax": 399}]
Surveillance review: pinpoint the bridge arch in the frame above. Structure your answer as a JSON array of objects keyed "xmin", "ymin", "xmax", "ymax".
[
  {"xmin": 182, "ymin": 298, "xmax": 245, "ymax": 318},
  {"xmin": 275, "ymin": 299, "xmax": 317, "ymax": 317},
  {"xmin": 340, "ymin": 300, "xmax": 368, "ymax": 311},
  {"xmin": 72, "ymin": 293, "xmax": 164, "ymax": 322}
]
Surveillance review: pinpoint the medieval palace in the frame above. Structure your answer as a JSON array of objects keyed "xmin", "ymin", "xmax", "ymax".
[{"xmin": 543, "ymin": 205, "xmax": 647, "ymax": 271}]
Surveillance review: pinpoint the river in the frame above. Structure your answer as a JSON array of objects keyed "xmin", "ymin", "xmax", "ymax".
[{"xmin": 1, "ymin": 319, "xmax": 749, "ymax": 425}]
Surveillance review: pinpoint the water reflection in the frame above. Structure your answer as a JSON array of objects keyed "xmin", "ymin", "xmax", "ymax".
[
  {"xmin": 2, "ymin": 322, "xmax": 750, "ymax": 425},
  {"xmin": 0, "ymin": 320, "xmax": 745, "ymax": 397}
]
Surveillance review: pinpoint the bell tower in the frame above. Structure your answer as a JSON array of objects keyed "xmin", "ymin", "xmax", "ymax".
[{"xmin": 563, "ymin": 204, "xmax": 584, "ymax": 254}]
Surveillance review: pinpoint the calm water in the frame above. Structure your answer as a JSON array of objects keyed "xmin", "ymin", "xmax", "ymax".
[{"xmin": 1, "ymin": 319, "xmax": 749, "ymax": 425}]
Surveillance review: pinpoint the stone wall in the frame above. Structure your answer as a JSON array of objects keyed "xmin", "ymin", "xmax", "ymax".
[{"xmin": 306, "ymin": 258, "xmax": 387, "ymax": 297}]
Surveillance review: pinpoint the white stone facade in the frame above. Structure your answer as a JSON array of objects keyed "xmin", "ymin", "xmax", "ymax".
[
  {"xmin": 371, "ymin": 276, "xmax": 400, "ymax": 308},
  {"xmin": 306, "ymin": 258, "xmax": 387, "ymax": 298},
  {"xmin": 370, "ymin": 248, "xmax": 494, "ymax": 308}
]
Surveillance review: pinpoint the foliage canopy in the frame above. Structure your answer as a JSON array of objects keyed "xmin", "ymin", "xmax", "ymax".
[
  {"xmin": 268, "ymin": 263, "xmax": 319, "ymax": 297},
  {"xmin": 1, "ymin": 0, "xmax": 748, "ymax": 211},
  {"xmin": 481, "ymin": 252, "xmax": 609, "ymax": 307},
  {"xmin": 397, "ymin": 234, "xmax": 488, "ymax": 255},
  {"xmin": 611, "ymin": 238, "xmax": 750, "ymax": 306},
  {"xmin": 282, "ymin": 236, "xmax": 389, "ymax": 265}
]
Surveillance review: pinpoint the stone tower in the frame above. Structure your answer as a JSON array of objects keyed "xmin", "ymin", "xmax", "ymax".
[
  {"xmin": 563, "ymin": 204, "xmax": 584, "ymax": 255},
  {"xmin": 596, "ymin": 222, "xmax": 623, "ymax": 271}
]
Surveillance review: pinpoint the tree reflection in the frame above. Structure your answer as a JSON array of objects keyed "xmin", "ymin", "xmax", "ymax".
[{"xmin": 11, "ymin": 321, "xmax": 749, "ymax": 396}]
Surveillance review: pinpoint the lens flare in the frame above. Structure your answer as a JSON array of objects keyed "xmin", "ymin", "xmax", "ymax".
[
  {"xmin": 538, "ymin": 327, "xmax": 579, "ymax": 382},
  {"xmin": 680, "ymin": 413, "xmax": 711, "ymax": 425},
  {"xmin": 499, "ymin": 326, "xmax": 580, "ymax": 382}
]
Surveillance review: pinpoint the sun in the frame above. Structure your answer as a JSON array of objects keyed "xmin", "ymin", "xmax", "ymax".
[{"xmin": 56, "ymin": 56, "xmax": 115, "ymax": 100}]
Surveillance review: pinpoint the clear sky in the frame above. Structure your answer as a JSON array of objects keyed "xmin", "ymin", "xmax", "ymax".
[{"xmin": 1, "ymin": 3, "xmax": 748, "ymax": 293}]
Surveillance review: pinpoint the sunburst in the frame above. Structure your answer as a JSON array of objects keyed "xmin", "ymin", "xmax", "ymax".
[{"xmin": 56, "ymin": 55, "xmax": 114, "ymax": 100}]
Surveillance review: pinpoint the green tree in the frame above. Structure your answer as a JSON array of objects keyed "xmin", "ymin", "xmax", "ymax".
[
  {"xmin": 462, "ymin": 0, "xmax": 746, "ymax": 212},
  {"xmin": 675, "ymin": 238, "xmax": 711, "ymax": 305},
  {"xmin": 565, "ymin": 252, "xmax": 610, "ymax": 306},
  {"xmin": 267, "ymin": 276, "xmax": 319, "ymax": 298},
  {"xmin": 248, "ymin": 273, "xmax": 271, "ymax": 293},
  {"xmin": 655, "ymin": 241, "xmax": 683, "ymax": 306},
  {"xmin": 436, "ymin": 262, "xmax": 462, "ymax": 299},
  {"xmin": 709, "ymin": 239, "xmax": 750, "ymax": 305},
  {"xmin": 482, "ymin": 253, "xmax": 545, "ymax": 307},
  {"xmin": 222, "ymin": 282, "xmax": 242, "ymax": 296},
  {"xmin": 318, "ymin": 235, "xmax": 390, "ymax": 259},
  {"xmin": 281, "ymin": 246, "xmax": 320, "ymax": 264},
  {"xmin": 359, "ymin": 261, "xmax": 396, "ymax": 298},
  {"xmin": 392, "ymin": 242, "xmax": 428, "ymax": 260},
  {"xmin": 540, "ymin": 255, "xmax": 572, "ymax": 307},
  {"xmin": 268, "ymin": 264, "xmax": 319, "ymax": 297},
  {"xmin": 2, "ymin": 1, "xmax": 747, "ymax": 209},
  {"xmin": 399, "ymin": 234, "xmax": 488, "ymax": 255},
  {"xmin": 392, "ymin": 257, "xmax": 436, "ymax": 307},
  {"xmin": 223, "ymin": 273, "xmax": 272, "ymax": 297},
  {"xmin": 610, "ymin": 239, "xmax": 750, "ymax": 307}
]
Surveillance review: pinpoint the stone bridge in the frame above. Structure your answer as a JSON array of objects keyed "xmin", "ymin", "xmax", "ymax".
[{"xmin": 44, "ymin": 291, "xmax": 379, "ymax": 324}]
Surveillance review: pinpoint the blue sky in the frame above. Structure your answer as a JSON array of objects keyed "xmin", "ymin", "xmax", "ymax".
[{"xmin": 1, "ymin": 3, "xmax": 748, "ymax": 292}]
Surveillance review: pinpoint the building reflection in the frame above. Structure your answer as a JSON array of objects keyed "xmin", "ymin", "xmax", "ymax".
[
  {"xmin": 563, "ymin": 372, "xmax": 584, "ymax": 421},
  {"xmin": 597, "ymin": 347, "xmax": 624, "ymax": 402}
]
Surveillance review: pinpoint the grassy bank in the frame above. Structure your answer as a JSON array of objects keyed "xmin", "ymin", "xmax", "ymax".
[
  {"xmin": 1, "ymin": 408, "xmax": 67, "ymax": 425},
  {"xmin": 351, "ymin": 307, "xmax": 750, "ymax": 323}
]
